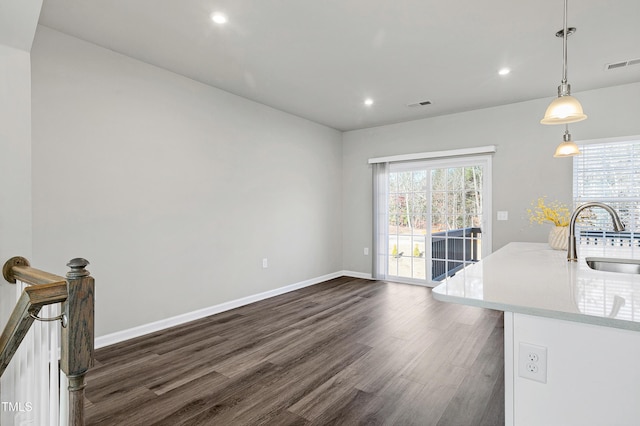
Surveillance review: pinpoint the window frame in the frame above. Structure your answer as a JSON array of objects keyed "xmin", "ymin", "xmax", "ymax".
[{"xmin": 573, "ymin": 135, "xmax": 640, "ymax": 246}]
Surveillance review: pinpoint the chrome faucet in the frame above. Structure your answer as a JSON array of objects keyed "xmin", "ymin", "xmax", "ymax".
[{"xmin": 567, "ymin": 202, "xmax": 625, "ymax": 261}]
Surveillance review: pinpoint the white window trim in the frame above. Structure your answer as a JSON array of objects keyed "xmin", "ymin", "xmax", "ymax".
[
  {"xmin": 575, "ymin": 134, "xmax": 640, "ymax": 148},
  {"xmin": 368, "ymin": 145, "xmax": 497, "ymax": 165}
]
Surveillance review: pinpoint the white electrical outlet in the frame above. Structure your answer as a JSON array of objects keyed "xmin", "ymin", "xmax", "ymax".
[
  {"xmin": 497, "ymin": 211, "xmax": 509, "ymax": 221},
  {"xmin": 262, "ymin": 258, "xmax": 268, "ymax": 268},
  {"xmin": 364, "ymin": 247, "xmax": 369, "ymax": 255},
  {"xmin": 518, "ymin": 342, "xmax": 547, "ymax": 383}
]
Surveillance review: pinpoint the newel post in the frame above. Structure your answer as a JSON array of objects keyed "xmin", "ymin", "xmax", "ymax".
[{"xmin": 61, "ymin": 258, "xmax": 94, "ymax": 426}]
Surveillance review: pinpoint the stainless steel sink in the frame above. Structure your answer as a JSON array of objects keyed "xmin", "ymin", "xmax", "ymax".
[{"xmin": 585, "ymin": 257, "xmax": 640, "ymax": 274}]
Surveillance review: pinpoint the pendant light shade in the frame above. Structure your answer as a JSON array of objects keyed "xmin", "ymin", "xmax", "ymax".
[
  {"xmin": 541, "ymin": 0, "xmax": 587, "ymax": 125},
  {"xmin": 541, "ymin": 93, "xmax": 587, "ymax": 125},
  {"xmin": 554, "ymin": 126, "xmax": 580, "ymax": 157},
  {"xmin": 554, "ymin": 141, "xmax": 580, "ymax": 157}
]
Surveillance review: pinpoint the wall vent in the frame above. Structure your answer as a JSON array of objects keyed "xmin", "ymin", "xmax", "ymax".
[
  {"xmin": 605, "ymin": 58, "xmax": 640, "ymax": 70},
  {"xmin": 407, "ymin": 100, "xmax": 432, "ymax": 108}
]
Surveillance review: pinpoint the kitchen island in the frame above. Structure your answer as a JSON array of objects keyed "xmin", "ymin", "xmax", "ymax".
[{"xmin": 433, "ymin": 242, "xmax": 640, "ymax": 426}]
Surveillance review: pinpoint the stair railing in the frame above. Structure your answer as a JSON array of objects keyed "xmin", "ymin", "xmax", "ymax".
[{"xmin": 1, "ymin": 256, "xmax": 94, "ymax": 426}]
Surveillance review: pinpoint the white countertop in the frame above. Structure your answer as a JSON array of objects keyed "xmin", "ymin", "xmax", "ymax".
[{"xmin": 432, "ymin": 242, "xmax": 640, "ymax": 331}]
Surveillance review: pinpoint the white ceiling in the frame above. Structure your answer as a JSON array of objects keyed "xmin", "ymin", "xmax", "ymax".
[{"xmin": 38, "ymin": 0, "xmax": 640, "ymax": 131}]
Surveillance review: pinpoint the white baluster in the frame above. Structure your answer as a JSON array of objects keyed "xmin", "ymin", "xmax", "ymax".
[
  {"xmin": 48, "ymin": 304, "xmax": 61, "ymax": 426},
  {"xmin": 2, "ymin": 280, "xmax": 62, "ymax": 426},
  {"xmin": 36, "ymin": 305, "xmax": 45, "ymax": 426}
]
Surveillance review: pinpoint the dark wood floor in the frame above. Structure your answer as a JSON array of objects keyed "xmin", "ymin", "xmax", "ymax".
[{"xmin": 85, "ymin": 277, "xmax": 504, "ymax": 425}]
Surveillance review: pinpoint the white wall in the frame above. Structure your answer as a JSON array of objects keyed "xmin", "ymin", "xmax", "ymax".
[
  {"xmin": 0, "ymin": 0, "xmax": 42, "ymax": 327},
  {"xmin": 342, "ymin": 82, "xmax": 640, "ymax": 275},
  {"xmin": 0, "ymin": 44, "xmax": 33, "ymax": 327},
  {"xmin": 0, "ymin": 2, "xmax": 40, "ymax": 407},
  {"xmin": 31, "ymin": 26, "xmax": 343, "ymax": 337}
]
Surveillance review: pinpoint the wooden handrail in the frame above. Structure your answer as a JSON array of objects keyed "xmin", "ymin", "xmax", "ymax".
[
  {"xmin": 3, "ymin": 256, "xmax": 66, "ymax": 285},
  {"xmin": 0, "ymin": 280, "xmax": 68, "ymax": 376},
  {"xmin": 1, "ymin": 256, "xmax": 94, "ymax": 426}
]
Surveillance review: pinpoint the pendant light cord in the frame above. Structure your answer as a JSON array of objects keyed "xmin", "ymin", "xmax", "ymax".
[{"xmin": 562, "ymin": 0, "xmax": 568, "ymax": 85}]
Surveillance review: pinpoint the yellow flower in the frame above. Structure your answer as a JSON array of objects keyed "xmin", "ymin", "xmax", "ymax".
[{"xmin": 527, "ymin": 197, "xmax": 570, "ymax": 227}]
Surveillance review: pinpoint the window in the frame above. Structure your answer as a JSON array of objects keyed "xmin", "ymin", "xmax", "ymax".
[
  {"xmin": 372, "ymin": 148, "xmax": 493, "ymax": 286},
  {"xmin": 573, "ymin": 137, "xmax": 640, "ymax": 245}
]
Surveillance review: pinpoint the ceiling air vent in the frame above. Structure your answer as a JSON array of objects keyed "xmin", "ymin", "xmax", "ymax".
[
  {"xmin": 407, "ymin": 100, "xmax": 432, "ymax": 108},
  {"xmin": 605, "ymin": 58, "xmax": 640, "ymax": 70}
]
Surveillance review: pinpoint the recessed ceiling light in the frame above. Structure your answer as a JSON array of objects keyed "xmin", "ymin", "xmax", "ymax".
[
  {"xmin": 498, "ymin": 68, "xmax": 511, "ymax": 76},
  {"xmin": 211, "ymin": 13, "xmax": 228, "ymax": 24},
  {"xmin": 364, "ymin": 98, "xmax": 374, "ymax": 106}
]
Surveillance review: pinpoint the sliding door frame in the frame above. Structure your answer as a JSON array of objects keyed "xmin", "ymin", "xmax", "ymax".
[{"xmin": 373, "ymin": 153, "xmax": 493, "ymax": 287}]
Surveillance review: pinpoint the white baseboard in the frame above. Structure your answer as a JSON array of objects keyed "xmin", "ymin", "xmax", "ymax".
[
  {"xmin": 341, "ymin": 270, "xmax": 373, "ymax": 280},
  {"xmin": 95, "ymin": 270, "xmax": 372, "ymax": 349}
]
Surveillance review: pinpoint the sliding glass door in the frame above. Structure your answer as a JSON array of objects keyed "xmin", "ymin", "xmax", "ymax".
[
  {"xmin": 384, "ymin": 156, "xmax": 490, "ymax": 285},
  {"xmin": 387, "ymin": 169, "xmax": 428, "ymax": 280}
]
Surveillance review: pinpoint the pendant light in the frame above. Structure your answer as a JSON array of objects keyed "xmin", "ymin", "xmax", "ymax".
[
  {"xmin": 553, "ymin": 125, "xmax": 581, "ymax": 157},
  {"xmin": 541, "ymin": 0, "xmax": 587, "ymax": 125}
]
